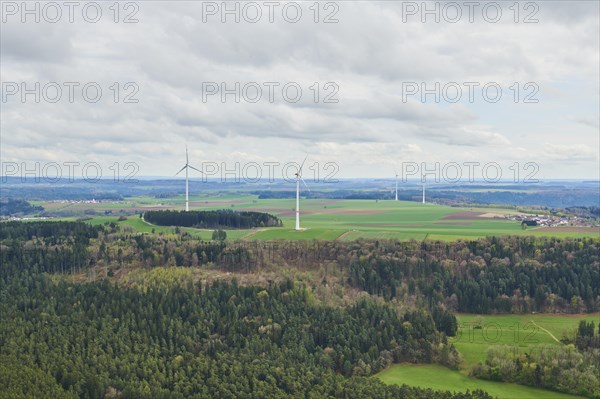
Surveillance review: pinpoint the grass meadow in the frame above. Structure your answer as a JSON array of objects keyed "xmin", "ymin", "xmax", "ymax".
[
  {"xmin": 376, "ymin": 364, "xmax": 585, "ymax": 399},
  {"xmin": 453, "ymin": 313, "xmax": 600, "ymax": 365},
  {"xmin": 376, "ymin": 314, "xmax": 598, "ymax": 398}
]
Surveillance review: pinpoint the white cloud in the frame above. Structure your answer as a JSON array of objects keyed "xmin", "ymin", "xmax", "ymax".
[
  {"xmin": 1, "ymin": 1, "xmax": 598, "ymax": 178},
  {"xmin": 541, "ymin": 143, "xmax": 599, "ymax": 162}
]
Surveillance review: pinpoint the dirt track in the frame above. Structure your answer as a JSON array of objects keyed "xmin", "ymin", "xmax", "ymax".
[
  {"xmin": 535, "ymin": 227, "xmax": 600, "ymax": 233},
  {"xmin": 442, "ymin": 211, "xmax": 485, "ymax": 220}
]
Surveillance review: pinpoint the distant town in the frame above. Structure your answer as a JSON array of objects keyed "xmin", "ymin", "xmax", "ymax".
[{"xmin": 510, "ymin": 214, "xmax": 599, "ymax": 228}]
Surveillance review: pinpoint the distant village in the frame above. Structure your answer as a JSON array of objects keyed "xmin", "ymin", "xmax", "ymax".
[
  {"xmin": 48, "ymin": 199, "xmax": 126, "ymax": 205},
  {"xmin": 510, "ymin": 214, "xmax": 598, "ymax": 228}
]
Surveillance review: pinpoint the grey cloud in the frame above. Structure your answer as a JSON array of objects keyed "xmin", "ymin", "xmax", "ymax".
[
  {"xmin": 0, "ymin": 1, "xmax": 598, "ymax": 178},
  {"xmin": 0, "ymin": 23, "xmax": 73, "ymax": 63},
  {"xmin": 575, "ymin": 117, "xmax": 600, "ymax": 129}
]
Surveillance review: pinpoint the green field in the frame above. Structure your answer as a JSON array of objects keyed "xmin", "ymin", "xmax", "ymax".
[
  {"xmin": 84, "ymin": 215, "xmax": 250, "ymax": 240},
  {"xmin": 41, "ymin": 195, "xmax": 600, "ymax": 241},
  {"xmin": 376, "ymin": 314, "xmax": 598, "ymax": 398},
  {"xmin": 376, "ymin": 364, "xmax": 585, "ymax": 399},
  {"xmin": 453, "ymin": 313, "xmax": 600, "ymax": 365}
]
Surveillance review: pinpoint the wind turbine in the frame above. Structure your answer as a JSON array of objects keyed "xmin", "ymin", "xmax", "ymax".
[
  {"xmin": 175, "ymin": 146, "xmax": 202, "ymax": 211},
  {"xmin": 422, "ymin": 174, "xmax": 426, "ymax": 204},
  {"xmin": 394, "ymin": 168, "xmax": 399, "ymax": 201},
  {"xmin": 294, "ymin": 155, "xmax": 310, "ymax": 231}
]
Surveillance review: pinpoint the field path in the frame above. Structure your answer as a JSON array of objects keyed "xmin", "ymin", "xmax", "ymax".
[
  {"xmin": 336, "ymin": 230, "xmax": 355, "ymax": 241},
  {"xmin": 140, "ymin": 215, "xmax": 158, "ymax": 227},
  {"xmin": 529, "ymin": 319, "xmax": 562, "ymax": 344},
  {"xmin": 242, "ymin": 229, "xmax": 265, "ymax": 239}
]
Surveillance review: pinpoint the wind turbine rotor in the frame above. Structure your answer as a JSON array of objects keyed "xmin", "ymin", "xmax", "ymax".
[
  {"xmin": 300, "ymin": 177, "xmax": 311, "ymax": 192},
  {"xmin": 298, "ymin": 155, "xmax": 308, "ymax": 175},
  {"xmin": 187, "ymin": 164, "xmax": 203, "ymax": 174},
  {"xmin": 175, "ymin": 165, "xmax": 187, "ymax": 176}
]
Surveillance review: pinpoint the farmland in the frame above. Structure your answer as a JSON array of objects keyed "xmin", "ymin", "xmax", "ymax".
[
  {"xmin": 376, "ymin": 364, "xmax": 585, "ymax": 399},
  {"xmin": 35, "ymin": 194, "xmax": 599, "ymax": 241},
  {"xmin": 376, "ymin": 314, "xmax": 599, "ymax": 399},
  {"xmin": 452, "ymin": 313, "xmax": 600, "ymax": 365}
]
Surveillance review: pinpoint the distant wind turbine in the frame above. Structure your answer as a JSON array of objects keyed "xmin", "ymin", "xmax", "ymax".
[
  {"xmin": 422, "ymin": 175, "xmax": 426, "ymax": 204},
  {"xmin": 175, "ymin": 146, "xmax": 202, "ymax": 211},
  {"xmin": 295, "ymin": 155, "xmax": 310, "ymax": 231},
  {"xmin": 394, "ymin": 168, "xmax": 399, "ymax": 201}
]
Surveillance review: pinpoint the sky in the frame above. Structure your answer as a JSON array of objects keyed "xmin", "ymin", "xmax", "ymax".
[{"xmin": 1, "ymin": 1, "xmax": 599, "ymax": 182}]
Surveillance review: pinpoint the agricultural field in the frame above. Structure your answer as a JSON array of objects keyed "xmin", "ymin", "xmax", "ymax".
[
  {"xmin": 39, "ymin": 194, "xmax": 600, "ymax": 241},
  {"xmin": 376, "ymin": 364, "xmax": 585, "ymax": 399},
  {"xmin": 453, "ymin": 313, "xmax": 600, "ymax": 365},
  {"xmin": 84, "ymin": 214, "xmax": 251, "ymax": 240},
  {"xmin": 376, "ymin": 314, "xmax": 599, "ymax": 398}
]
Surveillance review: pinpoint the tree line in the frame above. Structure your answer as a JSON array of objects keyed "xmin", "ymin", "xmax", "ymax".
[
  {"xmin": 0, "ymin": 198, "xmax": 43, "ymax": 216},
  {"xmin": 347, "ymin": 236, "xmax": 599, "ymax": 313},
  {"xmin": 2, "ymin": 222, "xmax": 597, "ymax": 314},
  {"xmin": 470, "ymin": 344, "xmax": 599, "ymax": 397},
  {"xmin": 143, "ymin": 209, "xmax": 282, "ymax": 229},
  {"xmin": 0, "ymin": 220, "xmax": 102, "ymax": 242}
]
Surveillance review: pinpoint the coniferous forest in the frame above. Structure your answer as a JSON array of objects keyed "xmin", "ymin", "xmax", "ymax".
[
  {"xmin": 0, "ymin": 221, "xmax": 598, "ymax": 398},
  {"xmin": 143, "ymin": 210, "xmax": 282, "ymax": 229}
]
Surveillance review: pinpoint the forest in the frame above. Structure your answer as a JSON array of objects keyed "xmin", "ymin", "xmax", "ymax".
[
  {"xmin": 2, "ymin": 222, "xmax": 598, "ymax": 313},
  {"xmin": 471, "ymin": 342, "xmax": 599, "ymax": 397},
  {"xmin": 143, "ymin": 210, "xmax": 283, "ymax": 229},
  {"xmin": 347, "ymin": 237, "xmax": 600, "ymax": 313},
  {"xmin": 1, "ymin": 222, "xmax": 483, "ymax": 398},
  {"xmin": 0, "ymin": 221, "xmax": 598, "ymax": 398},
  {"xmin": 0, "ymin": 198, "xmax": 43, "ymax": 216}
]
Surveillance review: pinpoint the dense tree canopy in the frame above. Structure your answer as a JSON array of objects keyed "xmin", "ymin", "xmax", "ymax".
[
  {"xmin": 471, "ymin": 345, "xmax": 599, "ymax": 397},
  {"xmin": 1, "ymin": 272, "xmax": 474, "ymax": 398},
  {"xmin": 0, "ymin": 220, "xmax": 102, "ymax": 241},
  {"xmin": 0, "ymin": 198, "xmax": 43, "ymax": 216},
  {"xmin": 1, "ymin": 221, "xmax": 598, "ymax": 398},
  {"xmin": 144, "ymin": 210, "xmax": 282, "ymax": 229},
  {"xmin": 347, "ymin": 237, "xmax": 599, "ymax": 313}
]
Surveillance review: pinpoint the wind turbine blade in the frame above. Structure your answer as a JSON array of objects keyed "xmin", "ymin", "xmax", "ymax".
[
  {"xmin": 298, "ymin": 154, "xmax": 308, "ymax": 174},
  {"xmin": 186, "ymin": 146, "xmax": 189, "ymax": 165},
  {"xmin": 188, "ymin": 164, "xmax": 203, "ymax": 174},
  {"xmin": 175, "ymin": 165, "xmax": 187, "ymax": 176},
  {"xmin": 300, "ymin": 177, "xmax": 311, "ymax": 192}
]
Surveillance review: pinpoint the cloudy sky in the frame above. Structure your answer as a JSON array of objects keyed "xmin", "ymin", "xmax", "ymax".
[{"xmin": 1, "ymin": 1, "xmax": 599, "ymax": 180}]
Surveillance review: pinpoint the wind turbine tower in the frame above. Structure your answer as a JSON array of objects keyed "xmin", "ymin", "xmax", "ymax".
[
  {"xmin": 294, "ymin": 156, "xmax": 310, "ymax": 231},
  {"xmin": 422, "ymin": 176, "xmax": 426, "ymax": 204},
  {"xmin": 394, "ymin": 169, "xmax": 399, "ymax": 201},
  {"xmin": 175, "ymin": 146, "xmax": 202, "ymax": 211}
]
